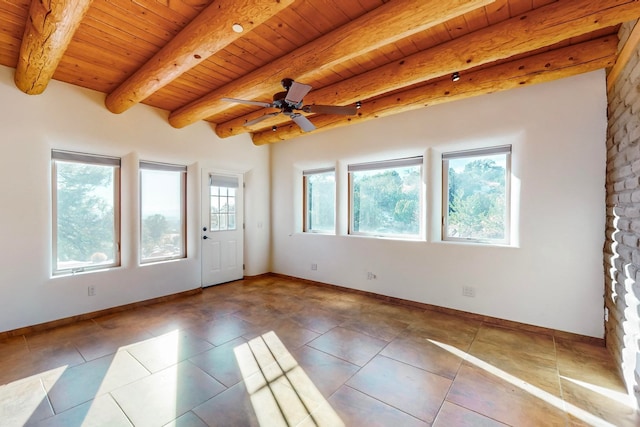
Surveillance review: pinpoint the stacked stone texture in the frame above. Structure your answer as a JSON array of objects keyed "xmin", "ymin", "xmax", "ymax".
[{"xmin": 605, "ymin": 20, "xmax": 640, "ymax": 404}]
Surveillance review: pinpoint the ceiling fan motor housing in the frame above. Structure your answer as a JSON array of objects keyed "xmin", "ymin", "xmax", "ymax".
[{"xmin": 273, "ymin": 89, "xmax": 301, "ymax": 111}]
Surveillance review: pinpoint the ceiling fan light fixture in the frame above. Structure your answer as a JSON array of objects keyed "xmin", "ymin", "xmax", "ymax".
[
  {"xmin": 232, "ymin": 23, "xmax": 244, "ymax": 33},
  {"xmin": 451, "ymin": 72, "xmax": 461, "ymax": 82}
]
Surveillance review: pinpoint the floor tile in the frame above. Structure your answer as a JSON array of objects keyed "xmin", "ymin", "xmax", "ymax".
[
  {"xmin": 326, "ymin": 385, "xmax": 428, "ymax": 427},
  {"xmin": 406, "ymin": 310, "xmax": 480, "ymax": 350},
  {"xmin": 2, "ymin": 276, "xmax": 637, "ymax": 426},
  {"xmin": 5, "ymin": 344, "xmax": 87, "ymax": 386},
  {"xmin": 432, "ymin": 401, "xmax": 508, "ymax": 427},
  {"xmin": 292, "ymin": 345, "xmax": 360, "ymax": 397},
  {"xmin": 186, "ymin": 314, "xmax": 255, "ymax": 346},
  {"xmin": 27, "ymin": 394, "xmax": 131, "ymax": 427},
  {"xmin": 473, "ymin": 324, "xmax": 556, "ymax": 361},
  {"xmin": 188, "ymin": 337, "xmax": 248, "ymax": 387},
  {"xmin": 242, "ymin": 318, "xmax": 320, "ymax": 351},
  {"xmin": 111, "ymin": 361, "xmax": 226, "ymax": 427},
  {"xmin": 346, "ymin": 355, "xmax": 451, "ymax": 423},
  {"xmin": 467, "ymin": 336, "xmax": 561, "ymax": 396},
  {"xmin": 25, "ymin": 322, "xmax": 102, "ymax": 353},
  {"xmin": 363, "ymin": 301, "xmax": 426, "ymax": 325},
  {"xmin": 560, "ymin": 376, "xmax": 640, "ymax": 427},
  {"xmin": 307, "ymin": 326, "xmax": 388, "ymax": 366},
  {"xmin": 73, "ymin": 326, "xmax": 154, "ymax": 362},
  {"xmin": 0, "ymin": 336, "xmax": 29, "ymax": 360},
  {"xmin": 163, "ymin": 410, "xmax": 208, "ymax": 427},
  {"xmin": 340, "ymin": 312, "xmax": 409, "ymax": 341},
  {"xmin": 446, "ymin": 362, "xmax": 568, "ymax": 426},
  {"xmin": 0, "ymin": 375, "xmax": 54, "ymax": 427},
  {"xmin": 381, "ymin": 333, "xmax": 464, "ymax": 379},
  {"xmin": 125, "ymin": 329, "xmax": 213, "ymax": 372},
  {"xmin": 288, "ymin": 307, "xmax": 346, "ymax": 334},
  {"xmin": 42, "ymin": 350, "xmax": 149, "ymax": 414},
  {"xmin": 556, "ymin": 338, "xmax": 625, "ymax": 390},
  {"xmin": 192, "ymin": 381, "xmax": 260, "ymax": 427}
]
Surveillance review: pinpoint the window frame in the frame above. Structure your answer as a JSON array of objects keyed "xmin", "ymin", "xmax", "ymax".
[
  {"xmin": 303, "ymin": 167, "xmax": 336, "ymax": 234},
  {"xmin": 348, "ymin": 156, "xmax": 424, "ymax": 239},
  {"xmin": 139, "ymin": 161, "xmax": 187, "ymax": 264},
  {"xmin": 441, "ymin": 145, "xmax": 512, "ymax": 245},
  {"xmin": 51, "ymin": 150, "xmax": 121, "ymax": 275}
]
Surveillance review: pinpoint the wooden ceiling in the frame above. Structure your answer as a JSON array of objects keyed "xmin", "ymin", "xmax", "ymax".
[{"xmin": 0, "ymin": 0, "xmax": 637, "ymax": 144}]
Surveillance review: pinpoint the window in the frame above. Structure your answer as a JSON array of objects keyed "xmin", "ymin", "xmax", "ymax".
[
  {"xmin": 349, "ymin": 157, "xmax": 423, "ymax": 238},
  {"xmin": 52, "ymin": 150, "xmax": 120, "ymax": 275},
  {"xmin": 442, "ymin": 145, "xmax": 511, "ymax": 244},
  {"xmin": 140, "ymin": 161, "xmax": 186, "ymax": 263},
  {"xmin": 209, "ymin": 174, "xmax": 238, "ymax": 231},
  {"xmin": 303, "ymin": 168, "xmax": 335, "ymax": 233}
]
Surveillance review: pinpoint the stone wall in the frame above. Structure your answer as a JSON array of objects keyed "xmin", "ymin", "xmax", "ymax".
[{"xmin": 605, "ymin": 20, "xmax": 640, "ymax": 405}]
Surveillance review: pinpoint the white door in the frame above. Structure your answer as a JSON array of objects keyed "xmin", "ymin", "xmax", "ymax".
[{"xmin": 201, "ymin": 170, "xmax": 244, "ymax": 286}]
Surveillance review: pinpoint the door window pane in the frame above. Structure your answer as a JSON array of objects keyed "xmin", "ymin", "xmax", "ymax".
[{"xmin": 210, "ymin": 175, "xmax": 238, "ymax": 231}]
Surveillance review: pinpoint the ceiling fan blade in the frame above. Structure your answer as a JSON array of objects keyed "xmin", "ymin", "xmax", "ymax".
[
  {"xmin": 303, "ymin": 104, "xmax": 358, "ymax": 115},
  {"xmin": 221, "ymin": 97, "xmax": 273, "ymax": 108},
  {"xmin": 291, "ymin": 114, "xmax": 316, "ymax": 132},
  {"xmin": 243, "ymin": 112, "xmax": 280, "ymax": 127},
  {"xmin": 285, "ymin": 81, "xmax": 312, "ymax": 104}
]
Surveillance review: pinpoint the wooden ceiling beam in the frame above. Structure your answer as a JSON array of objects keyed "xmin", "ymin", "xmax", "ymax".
[
  {"xmin": 104, "ymin": 0, "xmax": 293, "ymax": 114},
  {"xmin": 14, "ymin": 0, "xmax": 94, "ymax": 95},
  {"xmin": 251, "ymin": 36, "xmax": 617, "ymax": 145},
  {"xmin": 224, "ymin": 0, "xmax": 640, "ymax": 139},
  {"xmin": 167, "ymin": 0, "xmax": 496, "ymax": 128}
]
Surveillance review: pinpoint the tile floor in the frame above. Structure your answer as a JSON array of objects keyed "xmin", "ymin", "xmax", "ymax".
[{"xmin": 0, "ymin": 275, "xmax": 638, "ymax": 426}]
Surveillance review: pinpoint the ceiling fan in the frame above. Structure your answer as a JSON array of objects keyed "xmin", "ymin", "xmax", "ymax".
[{"xmin": 221, "ymin": 78, "xmax": 358, "ymax": 132}]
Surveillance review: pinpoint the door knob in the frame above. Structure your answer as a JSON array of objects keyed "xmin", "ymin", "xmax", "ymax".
[{"xmin": 202, "ymin": 235, "xmax": 208, "ymax": 239}]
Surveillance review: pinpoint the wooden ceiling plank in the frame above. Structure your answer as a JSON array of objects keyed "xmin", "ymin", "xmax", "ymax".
[
  {"xmin": 101, "ymin": 0, "xmax": 190, "ymax": 31},
  {"xmin": 14, "ymin": 0, "xmax": 94, "ymax": 94},
  {"xmin": 169, "ymin": 0, "xmax": 496, "ymax": 128},
  {"xmin": 444, "ymin": 14, "xmax": 472, "ymax": 40},
  {"xmin": 509, "ymin": 0, "xmax": 533, "ymax": 17},
  {"xmin": 293, "ymin": 0, "xmax": 640, "ymax": 116},
  {"xmin": 485, "ymin": 0, "xmax": 510, "ymax": 24},
  {"xmin": 225, "ymin": 0, "xmax": 634, "ymax": 139},
  {"xmin": 219, "ymin": 0, "xmax": 634, "ymax": 139},
  {"xmin": 89, "ymin": 1, "xmax": 175, "ymax": 47},
  {"xmin": 161, "ymin": 0, "xmax": 212, "ymax": 21},
  {"xmin": 463, "ymin": 5, "xmax": 490, "ymax": 32},
  {"xmin": 252, "ymin": 36, "xmax": 617, "ymax": 145},
  {"xmin": 52, "ymin": 53, "xmax": 129, "ymax": 91},
  {"xmin": 0, "ymin": 1, "xmax": 29, "ymax": 20},
  {"xmin": 104, "ymin": 0, "xmax": 293, "ymax": 114}
]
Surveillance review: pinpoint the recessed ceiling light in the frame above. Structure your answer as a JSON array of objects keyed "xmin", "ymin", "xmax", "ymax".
[
  {"xmin": 451, "ymin": 72, "xmax": 461, "ymax": 82},
  {"xmin": 232, "ymin": 23, "xmax": 244, "ymax": 33}
]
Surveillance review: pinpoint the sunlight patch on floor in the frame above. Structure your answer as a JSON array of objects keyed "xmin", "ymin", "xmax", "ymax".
[
  {"xmin": 429, "ymin": 339, "xmax": 618, "ymax": 427},
  {"xmin": 0, "ymin": 365, "xmax": 66, "ymax": 427},
  {"xmin": 561, "ymin": 375, "xmax": 635, "ymax": 409},
  {"xmin": 234, "ymin": 331, "xmax": 344, "ymax": 427}
]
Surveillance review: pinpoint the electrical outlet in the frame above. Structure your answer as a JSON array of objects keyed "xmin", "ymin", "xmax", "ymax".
[
  {"xmin": 88, "ymin": 286, "xmax": 96, "ymax": 296},
  {"xmin": 367, "ymin": 272, "xmax": 377, "ymax": 280},
  {"xmin": 462, "ymin": 286, "xmax": 475, "ymax": 297},
  {"xmin": 311, "ymin": 263, "xmax": 317, "ymax": 271}
]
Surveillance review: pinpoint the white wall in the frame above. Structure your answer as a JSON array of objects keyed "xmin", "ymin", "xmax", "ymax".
[
  {"xmin": 0, "ymin": 65, "xmax": 270, "ymax": 333},
  {"xmin": 271, "ymin": 70, "xmax": 607, "ymax": 338}
]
